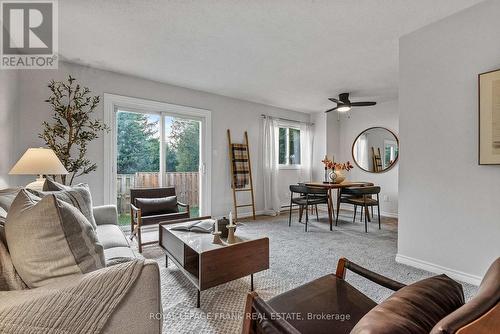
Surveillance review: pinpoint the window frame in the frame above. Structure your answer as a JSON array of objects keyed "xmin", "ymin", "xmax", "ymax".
[
  {"xmin": 277, "ymin": 122, "xmax": 302, "ymax": 170},
  {"xmin": 103, "ymin": 93, "xmax": 212, "ymax": 216}
]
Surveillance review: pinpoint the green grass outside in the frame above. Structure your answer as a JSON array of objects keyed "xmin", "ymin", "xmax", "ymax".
[{"xmin": 118, "ymin": 207, "xmax": 199, "ymax": 227}]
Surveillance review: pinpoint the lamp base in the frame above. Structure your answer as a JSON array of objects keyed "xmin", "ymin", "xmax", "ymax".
[{"xmin": 26, "ymin": 177, "xmax": 46, "ymax": 191}]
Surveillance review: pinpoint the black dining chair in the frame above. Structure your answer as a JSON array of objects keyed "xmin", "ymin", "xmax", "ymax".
[
  {"xmin": 297, "ymin": 182, "xmax": 328, "ymax": 220},
  {"xmin": 289, "ymin": 185, "xmax": 330, "ymax": 232},
  {"xmin": 335, "ymin": 186, "xmax": 381, "ymax": 233}
]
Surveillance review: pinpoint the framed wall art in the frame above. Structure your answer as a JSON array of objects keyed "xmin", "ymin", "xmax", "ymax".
[{"xmin": 479, "ymin": 68, "xmax": 500, "ymax": 164}]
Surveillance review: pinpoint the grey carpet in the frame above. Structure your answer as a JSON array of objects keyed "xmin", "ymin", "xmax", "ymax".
[{"xmin": 131, "ymin": 211, "xmax": 478, "ymax": 334}]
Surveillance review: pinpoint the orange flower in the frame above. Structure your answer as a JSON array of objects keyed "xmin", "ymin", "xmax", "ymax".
[{"xmin": 322, "ymin": 159, "xmax": 354, "ymax": 171}]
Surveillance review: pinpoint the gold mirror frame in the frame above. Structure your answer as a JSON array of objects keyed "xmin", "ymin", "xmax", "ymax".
[{"xmin": 351, "ymin": 126, "xmax": 399, "ymax": 173}]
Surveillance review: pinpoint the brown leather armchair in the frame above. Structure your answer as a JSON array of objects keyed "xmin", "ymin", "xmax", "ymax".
[
  {"xmin": 130, "ymin": 187, "xmax": 190, "ymax": 252},
  {"xmin": 242, "ymin": 257, "xmax": 500, "ymax": 334},
  {"xmin": 432, "ymin": 257, "xmax": 500, "ymax": 334}
]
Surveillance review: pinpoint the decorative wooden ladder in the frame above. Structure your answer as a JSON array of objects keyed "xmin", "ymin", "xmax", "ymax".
[
  {"xmin": 371, "ymin": 147, "xmax": 383, "ymax": 172},
  {"xmin": 227, "ymin": 130, "xmax": 256, "ymax": 221}
]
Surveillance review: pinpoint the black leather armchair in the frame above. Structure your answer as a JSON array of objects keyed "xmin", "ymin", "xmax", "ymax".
[{"xmin": 130, "ymin": 187, "xmax": 190, "ymax": 252}]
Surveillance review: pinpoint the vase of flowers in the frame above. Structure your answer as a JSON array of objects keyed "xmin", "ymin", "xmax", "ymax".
[{"xmin": 321, "ymin": 158, "xmax": 354, "ymax": 184}]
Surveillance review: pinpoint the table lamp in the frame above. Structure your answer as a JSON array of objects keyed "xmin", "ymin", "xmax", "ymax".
[{"xmin": 9, "ymin": 148, "xmax": 68, "ymax": 190}]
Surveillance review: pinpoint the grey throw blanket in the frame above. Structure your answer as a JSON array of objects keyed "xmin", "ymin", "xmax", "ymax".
[{"xmin": 0, "ymin": 259, "xmax": 145, "ymax": 334}]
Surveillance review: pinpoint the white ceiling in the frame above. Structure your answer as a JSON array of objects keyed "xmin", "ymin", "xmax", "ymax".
[{"xmin": 59, "ymin": 0, "xmax": 484, "ymax": 113}]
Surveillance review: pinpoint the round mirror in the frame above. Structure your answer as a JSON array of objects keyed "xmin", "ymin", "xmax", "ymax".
[{"xmin": 352, "ymin": 127, "xmax": 399, "ymax": 173}]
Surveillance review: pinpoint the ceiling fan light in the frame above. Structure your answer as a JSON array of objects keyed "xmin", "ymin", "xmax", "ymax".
[{"xmin": 337, "ymin": 105, "xmax": 351, "ymax": 112}]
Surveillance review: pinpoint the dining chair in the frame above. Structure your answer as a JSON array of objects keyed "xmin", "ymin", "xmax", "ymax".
[
  {"xmin": 335, "ymin": 186, "xmax": 381, "ymax": 232},
  {"xmin": 289, "ymin": 185, "xmax": 330, "ymax": 231},
  {"xmin": 297, "ymin": 182, "xmax": 327, "ymax": 220}
]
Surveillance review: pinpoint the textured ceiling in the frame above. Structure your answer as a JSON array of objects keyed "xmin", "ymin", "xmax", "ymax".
[{"xmin": 59, "ymin": 0, "xmax": 484, "ymax": 113}]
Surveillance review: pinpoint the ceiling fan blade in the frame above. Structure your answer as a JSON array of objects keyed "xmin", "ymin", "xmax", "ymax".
[
  {"xmin": 328, "ymin": 98, "xmax": 341, "ymax": 103},
  {"xmin": 350, "ymin": 101, "xmax": 376, "ymax": 107},
  {"xmin": 324, "ymin": 107, "xmax": 338, "ymax": 113}
]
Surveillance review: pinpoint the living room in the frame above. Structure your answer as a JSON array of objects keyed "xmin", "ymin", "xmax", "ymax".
[{"xmin": 0, "ymin": 1, "xmax": 499, "ymax": 333}]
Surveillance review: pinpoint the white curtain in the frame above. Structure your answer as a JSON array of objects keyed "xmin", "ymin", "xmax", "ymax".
[
  {"xmin": 300, "ymin": 123, "xmax": 314, "ymax": 182},
  {"xmin": 356, "ymin": 133, "xmax": 369, "ymax": 168},
  {"xmin": 262, "ymin": 116, "xmax": 281, "ymax": 215}
]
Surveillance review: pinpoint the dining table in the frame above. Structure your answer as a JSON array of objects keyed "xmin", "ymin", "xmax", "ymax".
[{"xmin": 304, "ymin": 181, "xmax": 374, "ymax": 227}]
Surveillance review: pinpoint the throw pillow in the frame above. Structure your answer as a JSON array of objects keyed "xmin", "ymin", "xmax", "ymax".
[
  {"xmin": 0, "ymin": 239, "xmax": 26, "ymax": 291},
  {"xmin": 0, "ymin": 187, "xmax": 22, "ymax": 212},
  {"xmin": 32, "ymin": 178, "xmax": 97, "ymax": 229},
  {"xmin": 135, "ymin": 196, "xmax": 179, "ymax": 215},
  {"xmin": 350, "ymin": 274, "xmax": 464, "ymax": 334},
  {"xmin": 0, "ymin": 207, "xmax": 6, "ymax": 245},
  {"xmin": 5, "ymin": 189, "xmax": 105, "ymax": 288},
  {"xmin": 43, "ymin": 178, "xmax": 75, "ymax": 191}
]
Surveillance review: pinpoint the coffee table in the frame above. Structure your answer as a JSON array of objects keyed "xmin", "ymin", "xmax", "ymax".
[{"xmin": 159, "ymin": 217, "xmax": 269, "ymax": 307}]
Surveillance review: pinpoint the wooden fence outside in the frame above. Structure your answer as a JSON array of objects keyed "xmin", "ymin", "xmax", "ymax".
[{"xmin": 116, "ymin": 172, "xmax": 199, "ymax": 214}]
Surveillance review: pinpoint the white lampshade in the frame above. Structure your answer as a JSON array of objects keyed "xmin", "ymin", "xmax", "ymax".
[{"xmin": 9, "ymin": 148, "xmax": 68, "ymax": 176}]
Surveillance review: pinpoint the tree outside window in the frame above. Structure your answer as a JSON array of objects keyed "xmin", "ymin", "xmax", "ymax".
[
  {"xmin": 278, "ymin": 127, "xmax": 301, "ymax": 166},
  {"xmin": 116, "ymin": 112, "xmax": 199, "ymax": 174}
]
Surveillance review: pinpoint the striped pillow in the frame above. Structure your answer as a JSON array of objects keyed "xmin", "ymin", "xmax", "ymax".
[
  {"xmin": 28, "ymin": 180, "xmax": 97, "ymax": 229},
  {"xmin": 5, "ymin": 190, "xmax": 105, "ymax": 288}
]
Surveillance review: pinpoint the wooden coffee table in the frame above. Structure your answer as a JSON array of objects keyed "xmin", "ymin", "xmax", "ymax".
[{"xmin": 159, "ymin": 217, "xmax": 269, "ymax": 307}]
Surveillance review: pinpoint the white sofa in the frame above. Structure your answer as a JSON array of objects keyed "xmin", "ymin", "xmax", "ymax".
[{"xmin": 1, "ymin": 204, "xmax": 163, "ymax": 334}]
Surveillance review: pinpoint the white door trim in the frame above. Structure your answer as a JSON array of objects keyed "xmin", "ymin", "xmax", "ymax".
[{"xmin": 103, "ymin": 93, "xmax": 212, "ymax": 216}]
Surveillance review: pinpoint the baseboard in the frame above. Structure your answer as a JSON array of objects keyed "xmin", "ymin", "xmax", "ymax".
[
  {"xmin": 213, "ymin": 210, "xmax": 269, "ymax": 220},
  {"xmin": 218, "ymin": 207, "xmax": 398, "ymax": 220},
  {"xmin": 380, "ymin": 211, "xmax": 398, "ymax": 218},
  {"xmin": 395, "ymin": 254, "xmax": 482, "ymax": 286},
  {"xmin": 313, "ymin": 206, "xmax": 398, "ymax": 219},
  {"xmin": 237, "ymin": 210, "xmax": 269, "ymax": 218}
]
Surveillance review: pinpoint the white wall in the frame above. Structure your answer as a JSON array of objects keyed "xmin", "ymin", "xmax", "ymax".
[
  {"xmin": 338, "ymin": 100, "xmax": 399, "ymax": 216},
  {"xmin": 398, "ymin": 0, "xmax": 500, "ymax": 284},
  {"xmin": 10, "ymin": 61, "xmax": 311, "ymax": 217},
  {"xmin": 0, "ymin": 71, "xmax": 19, "ymax": 188},
  {"xmin": 312, "ymin": 112, "xmax": 327, "ymax": 181},
  {"xmin": 326, "ymin": 112, "xmax": 340, "ymax": 160}
]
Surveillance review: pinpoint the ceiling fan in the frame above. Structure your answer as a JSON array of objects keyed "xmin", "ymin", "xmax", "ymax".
[{"xmin": 325, "ymin": 93, "xmax": 376, "ymax": 113}]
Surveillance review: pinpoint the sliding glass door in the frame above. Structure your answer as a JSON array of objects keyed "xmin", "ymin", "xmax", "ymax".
[
  {"xmin": 115, "ymin": 109, "xmax": 202, "ymax": 224},
  {"xmin": 163, "ymin": 116, "xmax": 201, "ymax": 217}
]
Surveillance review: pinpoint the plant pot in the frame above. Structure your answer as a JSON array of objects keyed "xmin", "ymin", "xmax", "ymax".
[{"xmin": 329, "ymin": 170, "xmax": 346, "ymax": 184}]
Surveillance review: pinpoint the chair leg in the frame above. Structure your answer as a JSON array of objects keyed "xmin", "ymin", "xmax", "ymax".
[
  {"xmin": 327, "ymin": 200, "xmax": 333, "ymax": 231},
  {"xmin": 353, "ymin": 205, "xmax": 357, "ymax": 223},
  {"xmin": 335, "ymin": 190, "xmax": 341, "ymax": 225},
  {"xmin": 305, "ymin": 204, "xmax": 309, "ymax": 232},
  {"xmin": 130, "ymin": 210, "xmax": 134, "ymax": 238},
  {"xmin": 130, "ymin": 225, "xmax": 135, "ymax": 240},
  {"xmin": 137, "ymin": 227, "xmax": 143, "ymax": 253},
  {"xmin": 335, "ymin": 201, "xmax": 340, "ymax": 226},
  {"xmin": 364, "ymin": 205, "xmax": 368, "ymax": 233},
  {"xmin": 288, "ymin": 195, "xmax": 293, "ymax": 227},
  {"xmin": 377, "ymin": 195, "xmax": 381, "ymax": 229},
  {"xmin": 315, "ymin": 204, "xmax": 319, "ymax": 221},
  {"xmin": 299, "ymin": 206, "xmax": 303, "ymax": 223},
  {"xmin": 378, "ymin": 205, "xmax": 381, "ymax": 229},
  {"xmin": 360, "ymin": 206, "xmax": 363, "ymax": 222}
]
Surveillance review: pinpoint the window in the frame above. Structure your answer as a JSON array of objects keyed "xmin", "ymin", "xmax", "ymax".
[
  {"xmin": 384, "ymin": 140, "xmax": 398, "ymax": 169},
  {"xmin": 278, "ymin": 126, "xmax": 301, "ymax": 166},
  {"xmin": 104, "ymin": 93, "xmax": 212, "ymax": 220},
  {"xmin": 115, "ymin": 110, "xmax": 202, "ymax": 220}
]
